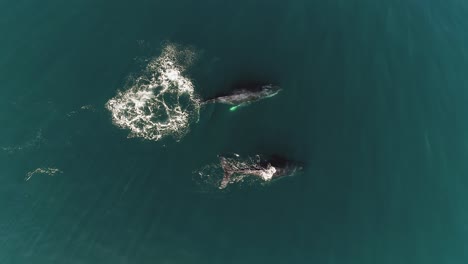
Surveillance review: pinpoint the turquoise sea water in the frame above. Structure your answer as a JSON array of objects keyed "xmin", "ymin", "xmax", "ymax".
[{"xmin": 2, "ymin": 0, "xmax": 468, "ymax": 263}]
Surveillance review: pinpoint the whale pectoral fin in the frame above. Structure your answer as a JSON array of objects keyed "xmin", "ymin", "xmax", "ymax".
[
  {"xmin": 229, "ymin": 105, "xmax": 240, "ymax": 112},
  {"xmin": 229, "ymin": 102, "xmax": 250, "ymax": 112}
]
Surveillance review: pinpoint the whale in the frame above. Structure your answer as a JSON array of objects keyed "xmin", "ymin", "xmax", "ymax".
[
  {"xmin": 203, "ymin": 84, "xmax": 281, "ymax": 111},
  {"xmin": 218, "ymin": 153, "xmax": 303, "ymax": 189}
]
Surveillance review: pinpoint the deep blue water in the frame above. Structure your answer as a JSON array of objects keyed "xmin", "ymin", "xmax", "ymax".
[{"xmin": 2, "ymin": 0, "xmax": 468, "ymax": 263}]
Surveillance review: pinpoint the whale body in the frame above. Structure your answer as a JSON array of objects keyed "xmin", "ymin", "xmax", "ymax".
[
  {"xmin": 218, "ymin": 153, "xmax": 303, "ymax": 189},
  {"xmin": 204, "ymin": 84, "xmax": 281, "ymax": 109}
]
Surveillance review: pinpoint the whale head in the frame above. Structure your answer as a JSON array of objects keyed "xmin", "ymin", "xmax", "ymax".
[
  {"xmin": 267, "ymin": 155, "xmax": 304, "ymax": 178},
  {"xmin": 260, "ymin": 84, "xmax": 282, "ymax": 98}
]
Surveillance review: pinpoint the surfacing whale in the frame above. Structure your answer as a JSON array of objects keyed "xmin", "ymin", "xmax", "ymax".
[
  {"xmin": 204, "ymin": 84, "xmax": 281, "ymax": 111},
  {"xmin": 218, "ymin": 153, "xmax": 303, "ymax": 189}
]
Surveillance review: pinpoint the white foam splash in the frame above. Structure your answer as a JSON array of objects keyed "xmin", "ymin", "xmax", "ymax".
[
  {"xmin": 25, "ymin": 167, "xmax": 62, "ymax": 181},
  {"xmin": 106, "ymin": 44, "xmax": 200, "ymax": 141},
  {"xmin": 80, "ymin": 105, "xmax": 93, "ymax": 110},
  {"xmin": 258, "ymin": 165, "xmax": 276, "ymax": 181},
  {"xmin": 66, "ymin": 105, "xmax": 97, "ymax": 118}
]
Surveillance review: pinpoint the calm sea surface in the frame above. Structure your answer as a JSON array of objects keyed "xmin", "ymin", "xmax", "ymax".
[{"xmin": 1, "ymin": 0, "xmax": 468, "ymax": 263}]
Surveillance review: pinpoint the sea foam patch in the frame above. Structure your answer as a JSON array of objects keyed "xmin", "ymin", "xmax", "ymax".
[
  {"xmin": 25, "ymin": 167, "xmax": 62, "ymax": 181},
  {"xmin": 106, "ymin": 43, "xmax": 200, "ymax": 141}
]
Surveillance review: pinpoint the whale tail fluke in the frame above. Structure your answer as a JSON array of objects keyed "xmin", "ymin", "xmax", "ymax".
[
  {"xmin": 219, "ymin": 172, "xmax": 231, "ymax": 189},
  {"xmin": 218, "ymin": 156, "xmax": 233, "ymax": 189}
]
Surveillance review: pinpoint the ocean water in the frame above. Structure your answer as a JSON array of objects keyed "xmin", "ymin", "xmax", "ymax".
[{"xmin": 2, "ymin": 0, "xmax": 468, "ymax": 263}]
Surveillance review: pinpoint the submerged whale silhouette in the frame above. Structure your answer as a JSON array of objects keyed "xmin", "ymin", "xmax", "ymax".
[
  {"xmin": 218, "ymin": 153, "xmax": 303, "ymax": 189},
  {"xmin": 203, "ymin": 84, "xmax": 281, "ymax": 110}
]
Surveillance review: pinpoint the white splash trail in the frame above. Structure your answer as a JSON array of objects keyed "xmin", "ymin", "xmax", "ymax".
[{"xmin": 25, "ymin": 167, "xmax": 63, "ymax": 181}]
